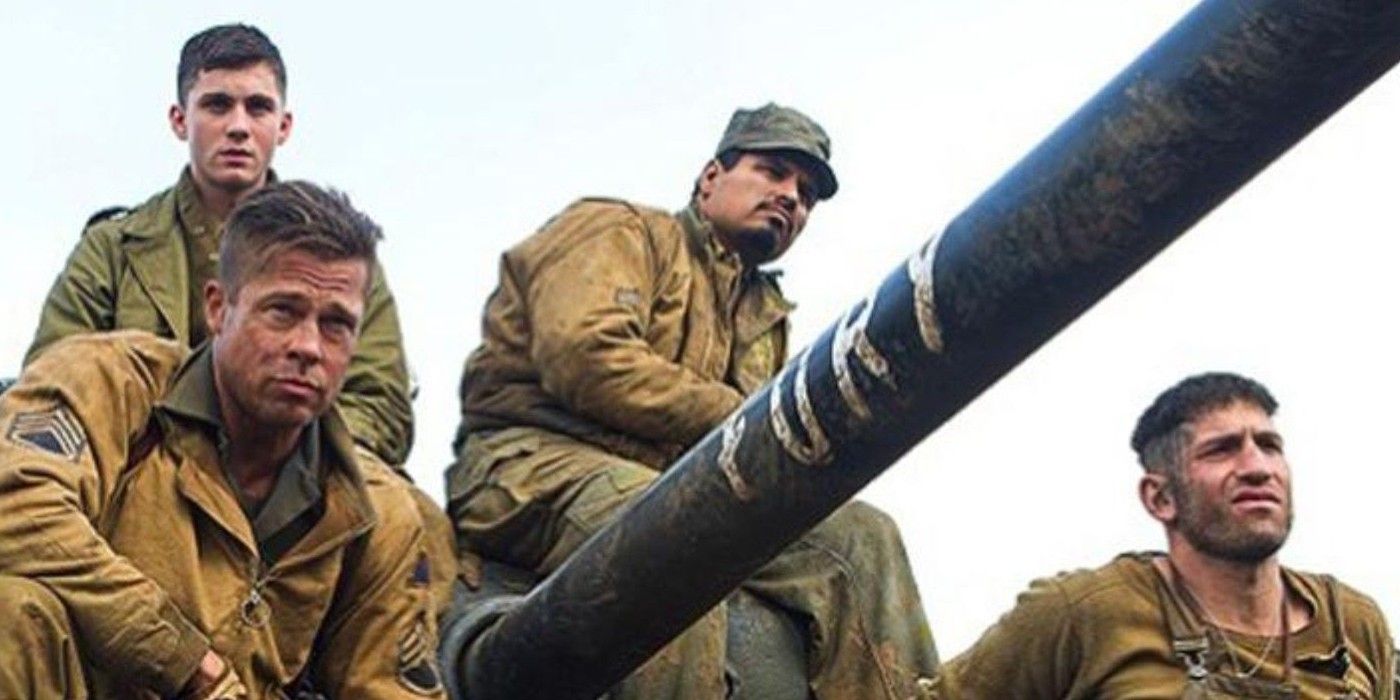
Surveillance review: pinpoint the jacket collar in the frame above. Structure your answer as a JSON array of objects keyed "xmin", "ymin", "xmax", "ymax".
[
  {"xmin": 114, "ymin": 176, "xmax": 189, "ymax": 340},
  {"xmin": 174, "ymin": 168, "xmax": 223, "ymax": 242},
  {"xmin": 156, "ymin": 344, "xmax": 376, "ymax": 563},
  {"xmin": 677, "ymin": 203, "xmax": 797, "ymax": 319},
  {"xmin": 113, "ymin": 169, "xmax": 280, "ymax": 345},
  {"xmin": 677, "ymin": 203, "xmax": 743, "ymax": 274}
]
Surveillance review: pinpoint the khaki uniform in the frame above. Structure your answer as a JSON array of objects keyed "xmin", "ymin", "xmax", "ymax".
[
  {"xmin": 27, "ymin": 170, "xmax": 415, "ymax": 466},
  {"xmin": 455, "ymin": 198, "xmax": 790, "ymax": 469},
  {"xmin": 934, "ymin": 553, "xmax": 1396, "ymax": 699},
  {"xmin": 26, "ymin": 171, "xmax": 462, "ymax": 615},
  {"xmin": 0, "ymin": 332, "xmax": 445, "ymax": 699},
  {"xmin": 449, "ymin": 199, "xmax": 939, "ymax": 699}
]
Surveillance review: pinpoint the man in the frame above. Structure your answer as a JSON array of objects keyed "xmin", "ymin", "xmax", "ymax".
[
  {"xmin": 27, "ymin": 23, "xmax": 413, "ymax": 467},
  {"xmin": 933, "ymin": 372, "xmax": 1396, "ymax": 698},
  {"xmin": 447, "ymin": 103, "xmax": 939, "ymax": 698},
  {"xmin": 0, "ymin": 182, "xmax": 444, "ymax": 698},
  {"xmin": 26, "ymin": 22, "xmax": 461, "ymax": 613}
]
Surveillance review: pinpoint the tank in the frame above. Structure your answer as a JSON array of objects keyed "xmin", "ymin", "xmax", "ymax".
[{"xmin": 438, "ymin": 0, "xmax": 1400, "ymax": 698}]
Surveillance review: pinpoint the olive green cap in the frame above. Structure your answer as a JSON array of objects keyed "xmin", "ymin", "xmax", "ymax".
[{"xmin": 715, "ymin": 103, "xmax": 838, "ymax": 200}]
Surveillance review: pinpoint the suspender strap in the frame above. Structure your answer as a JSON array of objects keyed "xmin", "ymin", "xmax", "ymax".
[{"xmin": 1149, "ymin": 558, "xmax": 1215, "ymax": 681}]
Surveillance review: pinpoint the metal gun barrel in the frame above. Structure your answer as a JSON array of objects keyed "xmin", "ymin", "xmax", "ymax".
[{"xmin": 455, "ymin": 0, "xmax": 1400, "ymax": 696}]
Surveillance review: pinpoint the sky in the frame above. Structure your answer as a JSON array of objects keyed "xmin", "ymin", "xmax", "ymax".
[{"xmin": 3, "ymin": 1, "xmax": 1398, "ymax": 658}]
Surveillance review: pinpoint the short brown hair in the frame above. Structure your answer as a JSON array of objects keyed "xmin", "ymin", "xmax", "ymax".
[
  {"xmin": 219, "ymin": 181, "xmax": 380, "ymax": 296},
  {"xmin": 177, "ymin": 24, "xmax": 286, "ymax": 105}
]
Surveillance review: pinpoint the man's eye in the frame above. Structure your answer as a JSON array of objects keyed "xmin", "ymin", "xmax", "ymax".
[
  {"xmin": 201, "ymin": 97, "xmax": 233, "ymax": 113},
  {"xmin": 321, "ymin": 317, "xmax": 356, "ymax": 339},
  {"xmin": 1198, "ymin": 442, "xmax": 1234, "ymax": 459},
  {"xmin": 267, "ymin": 304, "xmax": 296, "ymax": 321},
  {"xmin": 246, "ymin": 98, "xmax": 276, "ymax": 115}
]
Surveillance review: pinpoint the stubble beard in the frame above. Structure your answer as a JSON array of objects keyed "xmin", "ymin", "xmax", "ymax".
[
  {"xmin": 1172, "ymin": 476, "xmax": 1293, "ymax": 564},
  {"xmin": 727, "ymin": 225, "xmax": 782, "ymax": 267}
]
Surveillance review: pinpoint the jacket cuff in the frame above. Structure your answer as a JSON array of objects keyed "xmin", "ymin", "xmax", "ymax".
[{"xmin": 142, "ymin": 599, "xmax": 210, "ymax": 698}]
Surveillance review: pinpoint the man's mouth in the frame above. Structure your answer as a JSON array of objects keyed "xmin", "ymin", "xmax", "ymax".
[
  {"xmin": 1231, "ymin": 489, "xmax": 1282, "ymax": 508},
  {"xmin": 218, "ymin": 148, "xmax": 254, "ymax": 162},
  {"xmin": 273, "ymin": 377, "xmax": 320, "ymax": 399},
  {"xmin": 759, "ymin": 207, "xmax": 792, "ymax": 238}
]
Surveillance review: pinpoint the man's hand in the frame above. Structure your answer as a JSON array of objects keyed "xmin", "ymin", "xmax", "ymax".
[{"xmin": 179, "ymin": 651, "xmax": 248, "ymax": 700}]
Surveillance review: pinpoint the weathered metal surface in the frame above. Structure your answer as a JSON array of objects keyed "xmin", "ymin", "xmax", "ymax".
[
  {"xmin": 454, "ymin": 0, "xmax": 1400, "ymax": 696},
  {"xmin": 438, "ymin": 561, "xmax": 809, "ymax": 700},
  {"xmin": 725, "ymin": 589, "xmax": 809, "ymax": 700}
]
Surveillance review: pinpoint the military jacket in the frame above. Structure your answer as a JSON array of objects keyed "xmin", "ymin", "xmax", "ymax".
[
  {"xmin": 0, "ymin": 332, "xmax": 443, "ymax": 699},
  {"xmin": 26, "ymin": 171, "xmax": 416, "ymax": 465},
  {"xmin": 456, "ymin": 198, "xmax": 793, "ymax": 468},
  {"xmin": 934, "ymin": 553, "xmax": 1395, "ymax": 699}
]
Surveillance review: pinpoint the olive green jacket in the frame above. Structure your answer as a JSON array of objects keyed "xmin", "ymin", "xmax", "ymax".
[
  {"xmin": 456, "ymin": 198, "xmax": 792, "ymax": 469},
  {"xmin": 26, "ymin": 177, "xmax": 415, "ymax": 465},
  {"xmin": 935, "ymin": 553, "xmax": 1395, "ymax": 699},
  {"xmin": 0, "ymin": 331, "xmax": 442, "ymax": 698}
]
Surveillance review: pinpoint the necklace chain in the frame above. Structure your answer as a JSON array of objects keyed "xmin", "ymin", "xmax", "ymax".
[{"xmin": 1173, "ymin": 572, "xmax": 1283, "ymax": 679}]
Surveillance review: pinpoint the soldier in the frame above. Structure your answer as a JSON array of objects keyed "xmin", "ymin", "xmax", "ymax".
[
  {"xmin": 447, "ymin": 103, "xmax": 939, "ymax": 698},
  {"xmin": 0, "ymin": 182, "xmax": 445, "ymax": 699},
  {"xmin": 26, "ymin": 23, "xmax": 413, "ymax": 467},
  {"xmin": 933, "ymin": 372, "xmax": 1397, "ymax": 698},
  {"xmin": 26, "ymin": 22, "xmax": 461, "ymax": 615}
]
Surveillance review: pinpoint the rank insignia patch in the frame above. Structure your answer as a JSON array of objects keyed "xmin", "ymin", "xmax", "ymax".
[
  {"xmin": 397, "ymin": 615, "xmax": 444, "ymax": 695},
  {"xmin": 6, "ymin": 407, "xmax": 86, "ymax": 461}
]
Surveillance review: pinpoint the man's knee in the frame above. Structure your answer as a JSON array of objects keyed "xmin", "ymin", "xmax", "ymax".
[
  {"xmin": 562, "ymin": 461, "xmax": 656, "ymax": 529},
  {"xmin": 817, "ymin": 501, "xmax": 907, "ymax": 558},
  {"xmin": 541, "ymin": 460, "xmax": 657, "ymax": 571},
  {"xmin": 0, "ymin": 576, "xmax": 83, "ymax": 699},
  {"xmin": 450, "ymin": 428, "xmax": 659, "ymax": 572}
]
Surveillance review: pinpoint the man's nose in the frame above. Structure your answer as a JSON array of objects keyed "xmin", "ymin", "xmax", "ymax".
[
  {"xmin": 1236, "ymin": 438, "xmax": 1276, "ymax": 481},
  {"xmin": 226, "ymin": 105, "xmax": 251, "ymax": 139},
  {"xmin": 773, "ymin": 177, "xmax": 800, "ymax": 212},
  {"xmin": 286, "ymin": 318, "xmax": 324, "ymax": 367}
]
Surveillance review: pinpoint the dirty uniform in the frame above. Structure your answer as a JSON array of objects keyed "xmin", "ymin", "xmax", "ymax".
[
  {"xmin": 448, "ymin": 198, "xmax": 939, "ymax": 699},
  {"xmin": 0, "ymin": 332, "xmax": 445, "ymax": 699},
  {"xmin": 26, "ymin": 169, "xmax": 415, "ymax": 466},
  {"xmin": 25, "ymin": 170, "xmax": 461, "ymax": 615},
  {"xmin": 933, "ymin": 553, "xmax": 1396, "ymax": 699}
]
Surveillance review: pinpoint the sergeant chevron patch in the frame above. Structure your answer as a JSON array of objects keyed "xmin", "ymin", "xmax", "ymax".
[
  {"xmin": 6, "ymin": 406, "xmax": 86, "ymax": 461},
  {"xmin": 397, "ymin": 614, "xmax": 443, "ymax": 695}
]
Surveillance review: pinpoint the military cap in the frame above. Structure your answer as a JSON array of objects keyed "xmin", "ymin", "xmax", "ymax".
[{"xmin": 715, "ymin": 103, "xmax": 838, "ymax": 200}]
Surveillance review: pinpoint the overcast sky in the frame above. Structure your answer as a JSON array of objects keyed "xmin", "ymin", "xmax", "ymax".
[{"xmin": 3, "ymin": 1, "xmax": 1398, "ymax": 657}]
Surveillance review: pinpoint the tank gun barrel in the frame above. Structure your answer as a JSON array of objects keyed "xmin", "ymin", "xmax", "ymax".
[{"xmin": 453, "ymin": 0, "xmax": 1400, "ymax": 696}]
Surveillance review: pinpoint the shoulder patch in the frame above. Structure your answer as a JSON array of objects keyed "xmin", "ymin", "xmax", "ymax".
[
  {"xmin": 6, "ymin": 406, "xmax": 87, "ymax": 461},
  {"xmin": 84, "ymin": 205, "xmax": 131, "ymax": 228},
  {"xmin": 397, "ymin": 613, "xmax": 444, "ymax": 695}
]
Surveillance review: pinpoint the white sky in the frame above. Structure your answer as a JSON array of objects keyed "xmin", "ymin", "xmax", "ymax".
[{"xmin": 3, "ymin": 1, "xmax": 1398, "ymax": 658}]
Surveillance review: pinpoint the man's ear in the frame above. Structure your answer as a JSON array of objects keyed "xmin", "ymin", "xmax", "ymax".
[
  {"xmin": 276, "ymin": 109, "xmax": 293, "ymax": 146},
  {"xmin": 1139, "ymin": 472, "xmax": 1177, "ymax": 525},
  {"xmin": 169, "ymin": 103, "xmax": 189, "ymax": 141},
  {"xmin": 204, "ymin": 279, "xmax": 229, "ymax": 336},
  {"xmin": 695, "ymin": 159, "xmax": 721, "ymax": 201}
]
